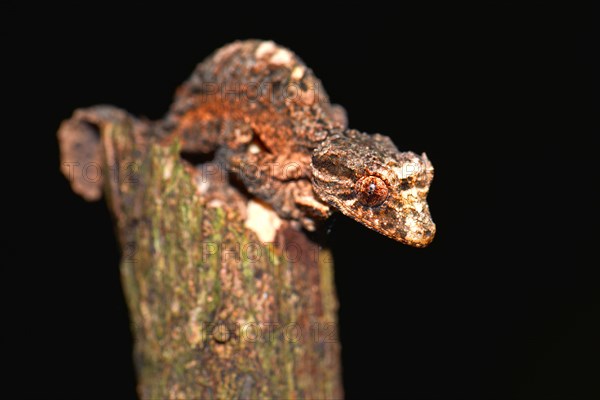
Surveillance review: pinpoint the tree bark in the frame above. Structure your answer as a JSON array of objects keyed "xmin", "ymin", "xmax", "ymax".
[{"xmin": 58, "ymin": 106, "xmax": 343, "ymax": 399}]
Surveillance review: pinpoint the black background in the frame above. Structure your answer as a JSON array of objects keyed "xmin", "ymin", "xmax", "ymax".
[{"xmin": 4, "ymin": 4, "xmax": 598, "ymax": 399}]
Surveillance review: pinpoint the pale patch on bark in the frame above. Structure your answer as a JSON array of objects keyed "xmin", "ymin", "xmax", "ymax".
[{"xmin": 245, "ymin": 199, "xmax": 282, "ymax": 242}]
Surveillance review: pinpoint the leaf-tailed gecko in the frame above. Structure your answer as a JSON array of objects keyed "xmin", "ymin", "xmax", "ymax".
[{"xmin": 163, "ymin": 40, "xmax": 435, "ymax": 247}]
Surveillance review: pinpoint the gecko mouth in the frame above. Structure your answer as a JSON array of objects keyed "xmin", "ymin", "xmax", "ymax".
[
  {"xmin": 350, "ymin": 198, "xmax": 436, "ymax": 248},
  {"xmin": 315, "ymin": 185, "xmax": 436, "ymax": 247}
]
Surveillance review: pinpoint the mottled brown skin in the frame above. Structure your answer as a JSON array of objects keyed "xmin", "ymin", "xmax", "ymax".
[
  {"xmin": 312, "ymin": 130, "xmax": 435, "ymax": 247},
  {"xmin": 164, "ymin": 40, "xmax": 435, "ymax": 247}
]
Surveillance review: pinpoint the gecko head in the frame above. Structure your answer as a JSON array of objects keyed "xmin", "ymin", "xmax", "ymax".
[{"xmin": 311, "ymin": 130, "xmax": 436, "ymax": 247}]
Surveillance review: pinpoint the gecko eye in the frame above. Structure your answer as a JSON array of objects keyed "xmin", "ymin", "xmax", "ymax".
[{"xmin": 355, "ymin": 176, "xmax": 389, "ymax": 207}]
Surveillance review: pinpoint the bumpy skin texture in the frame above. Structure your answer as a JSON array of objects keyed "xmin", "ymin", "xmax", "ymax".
[
  {"xmin": 165, "ymin": 40, "xmax": 435, "ymax": 247},
  {"xmin": 312, "ymin": 130, "xmax": 435, "ymax": 247}
]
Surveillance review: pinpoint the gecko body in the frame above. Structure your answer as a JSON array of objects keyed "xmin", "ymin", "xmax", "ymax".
[{"xmin": 165, "ymin": 40, "xmax": 435, "ymax": 247}]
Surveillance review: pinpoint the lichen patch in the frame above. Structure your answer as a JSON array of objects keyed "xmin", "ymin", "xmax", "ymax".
[{"xmin": 244, "ymin": 199, "xmax": 282, "ymax": 242}]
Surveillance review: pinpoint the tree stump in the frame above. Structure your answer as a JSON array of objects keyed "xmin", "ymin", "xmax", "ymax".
[{"xmin": 58, "ymin": 105, "xmax": 342, "ymax": 399}]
